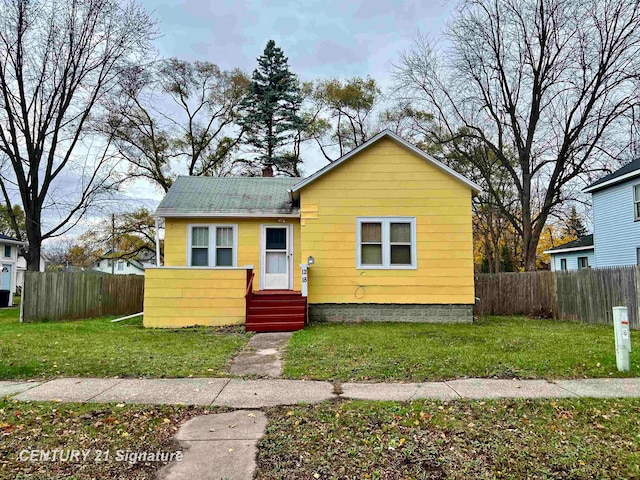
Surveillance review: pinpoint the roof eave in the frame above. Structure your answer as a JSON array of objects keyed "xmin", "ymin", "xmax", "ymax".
[
  {"xmin": 543, "ymin": 245, "xmax": 595, "ymax": 254},
  {"xmin": 153, "ymin": 210, "xmax": 300, "ymax": 219},
  {"xmin": 583, "ymin": 169, "xmax": 640, "ymax": 193},
  {"xmin": 0, "ymin": 238, "xmax": 27, "ymax": 246}
]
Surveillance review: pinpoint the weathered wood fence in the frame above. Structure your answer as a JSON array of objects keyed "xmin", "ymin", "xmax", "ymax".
[
  {"xmin": 22, "ymin": 271, "xmax": 144, "ymax": 323},
  {"xmin": 475, "ymin": 266, "xmax": 640, "ymax": 329}
]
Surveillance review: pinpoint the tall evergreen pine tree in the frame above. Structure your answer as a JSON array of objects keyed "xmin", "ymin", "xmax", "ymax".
[
  {"xmin": 239, "ymin": 40, "xmax": 305, "ymax": 176},
  {"xmin": 564, "ymin": 206, "xmax": 588, "ymax": 238}
]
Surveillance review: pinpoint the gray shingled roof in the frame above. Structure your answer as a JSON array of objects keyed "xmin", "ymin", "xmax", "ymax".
[
  {"xmin": 585, "ymin": 158, "xmax": 640, "ymax": 192},
  {"xmin": 546, "ymin": 234, "xmax": 594, "ymax": 252},
  {"xmin": 154, "ymin": 176, "xmax": 300, "ymax": 217}
]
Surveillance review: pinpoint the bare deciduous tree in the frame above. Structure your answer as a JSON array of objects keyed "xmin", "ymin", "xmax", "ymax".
[
  {"xmin": 105, "ymin": 59, "xmax": 250, "ymax": 192},
  {"xmin": 395, "ymin": 0, "xmax": 640, "ymax": 270},
  {"xmin": 0, "ymin": 0, "xmax": 156, "ymax": 270},
  {"xmin": 308, "ymin": 77, "xmax": 381, "ymax": 162}
]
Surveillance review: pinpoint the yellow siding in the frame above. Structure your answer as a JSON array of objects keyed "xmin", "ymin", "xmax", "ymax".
[
  {"xmin": 144, "ymin": 268, "xmax": 247, "ymax": 327},
  {"xmin": 163, "ymin": 217, "xmax": 301, "ymax": 291},
  {"xmin": 299, "ymin": 137, "xmax": 474, "ymax": 305}
]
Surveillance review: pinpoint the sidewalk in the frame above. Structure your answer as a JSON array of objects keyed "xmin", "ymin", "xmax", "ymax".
[{"xmin": 4, "ymin": 377, "xmax": 640, "ymax": 406}]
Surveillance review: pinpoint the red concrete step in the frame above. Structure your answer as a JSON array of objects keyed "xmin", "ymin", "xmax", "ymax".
[
  {"xmin": 246, "ymin": 313, "xmax": 306, "ymax": 323},
  {"xmin": 248, "ymin": 305, "xmax": 305, "ymax": 315},
  {"xmin": 249, "ymin": 299, "xmax": 307, "ymax": 308},
  {"xmin": 246, "ymin": 321, "xmax": 305, "ymax": 332}
]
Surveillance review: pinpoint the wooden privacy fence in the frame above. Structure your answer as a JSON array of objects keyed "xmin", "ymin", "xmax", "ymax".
[
  {"xmin": 22, "ymin": 271, "xmax": 144, "ymax": 323},
  {"xmin": 475, "ymin": 266, "xmax": 640, "ymax": 329}
]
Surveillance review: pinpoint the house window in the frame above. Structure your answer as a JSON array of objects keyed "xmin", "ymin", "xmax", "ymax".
[
  {"xmin": 190, "ymin": 226, "xmax": 209, "ymax": 266},
  {"xmin": 3, "ymin": 245, "xmax": 10, "ymax": 258},
  {"xmin": 635, "ymin": 184, "xmax": 640, "ymax": 220},
  {"xmin": 560, "ymin": 259, "xmax": 567, "ymax": 271},
  {"xmin": 356, "ymin": 217, "xmax": 417, "ymax": 269},
  {"xmin": 636, "ymin": 247, "xmax": 640, "ymax": 265},
  {"xmin": 577, "ymin": 256, "xmax": 589, "ymax": 270},
  {"xmin": 117, "ymin": 260, "xmax": 124, "ymax": 271},
  {"xmin": 215, "ymin": 227, "xmax": 234, "ymax": 267},
  {"xmin": 189, "ymin": 225, "xmax": 237, "ymax": 267}
]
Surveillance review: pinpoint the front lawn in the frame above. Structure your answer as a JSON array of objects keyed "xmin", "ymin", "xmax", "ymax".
[
  {"xmin": 257, "ymin": 398, "xmax": 640, "ymax": 479},
  {"xmin": 0, "ymin": 398, "xmax": 209, "ymax": 479},
  {"xmin": 284, "ymin": 316, "xmax": 640, "ymax": 381},
  {"xmin": 0, "ymin": 309, "xmax": 249, "ymax": 380}
]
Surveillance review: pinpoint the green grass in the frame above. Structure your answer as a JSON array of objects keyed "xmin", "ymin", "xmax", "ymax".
[
  {"xmin": 257, "ymin": 398, "xmax": 640, "ymax": 479},
  {"xmin": 0, "ymin": 398, "xmax": 211, "ymax": 479},
  {"xmin": 0, "ymin": 309, "xmax": 250, "ymax": 380},
  {"xmin": 284, "ymin": 316, "xmax": 640, "ymax": 381}
]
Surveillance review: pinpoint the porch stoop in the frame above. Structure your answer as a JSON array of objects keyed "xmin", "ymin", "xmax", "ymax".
[{"xmin": 245, "ymin": 290, "xmax": 307, "ymax": 332}]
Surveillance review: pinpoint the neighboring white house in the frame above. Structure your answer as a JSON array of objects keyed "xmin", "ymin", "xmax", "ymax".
[
  {"xmin": 16, "ymin": 253, "xmax": 47, "ymax": 292},
  {"xmin": 91, "ymin": 251, "xmax": 156, "ymax": 276},
  {"xmin": 0, "ymin": 235, "xmax": 27, "ymax": 306}
]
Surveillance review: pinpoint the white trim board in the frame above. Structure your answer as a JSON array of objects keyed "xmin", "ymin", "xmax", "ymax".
[
  {"xmin": 583, "ymin": 170, "xmax": 640, "ymax": 193},
  {"xmin": 154, "ymin": 211, "xmax": 300, "ymax": 219},
  {"xmin": 543, "ymin": 246, "xmax": 594, "ymax": 254},
  {"xmin": 288, "ymin": 130, "xmax": 482, "ymax": 197},
  {"xmin": 146, "ymin": 265, "xmax": 254, "ymax": 270}
]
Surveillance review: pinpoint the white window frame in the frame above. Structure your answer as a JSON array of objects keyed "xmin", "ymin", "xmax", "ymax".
[
  {"xmin": 634, "ymin": 184, "xmax": 640, "ymax": 221},
  {"xmin": 356, "ymin": 217, "xmax": 417, "ymax": 270},
  {"xmin": 187, "ymin": 224, "xmax": 238, "ymax": 268},
  {"xmin": 117, "ymin": 260, "xmax": 124, "ymax": 271},
  {"xmin": 3, "ymin": 245, "xmax": 10, "ymax": 258}
]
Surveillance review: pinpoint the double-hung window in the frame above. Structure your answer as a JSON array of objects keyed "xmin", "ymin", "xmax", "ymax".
[
  {"xmin": 635, "ymin": 184, "xmax": 640, "ymax": 221},
  {"xmin": 357, "ymin": 217, "xmax": 417, "ymax": 269},
  {"xmin": 189, "ymin": 225, "xmax": 237, "ymax": 267}
]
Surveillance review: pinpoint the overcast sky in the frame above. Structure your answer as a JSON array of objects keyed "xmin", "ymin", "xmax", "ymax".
[
  {"xmin": 115, "ymin": 0, "xmax": 455, "ymax": 209},
  {"xmin": 145, "ymin": 0, "xmax": 454, "ymax": 85}
]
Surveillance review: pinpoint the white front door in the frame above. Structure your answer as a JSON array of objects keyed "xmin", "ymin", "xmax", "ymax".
[{"xmin": 262, "ymin": 225, "xmax": 291, "ymax": 290}]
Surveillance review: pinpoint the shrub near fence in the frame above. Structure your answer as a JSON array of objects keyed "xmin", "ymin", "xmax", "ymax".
[
  {"xmin": 475, "ymin": 266, "xmax": 639, "ymax": 329},
  {"xmin": 22, "ymin": 271, "xmax": 144, "ymax": 323}
]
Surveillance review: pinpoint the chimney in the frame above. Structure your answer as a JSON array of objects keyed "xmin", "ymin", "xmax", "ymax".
[{"xmin": 262, "ymin": 165, "xmax": 274, "ymax": 177}]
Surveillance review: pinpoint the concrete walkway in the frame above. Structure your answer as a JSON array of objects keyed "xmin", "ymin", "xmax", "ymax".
[
  {"xmin": 229, "ymin": 332, "xmax": 292, "ymax": 377},
  {"xmin": 157, "ymin": 410, "xmax": 267, "ymax": 480},
  {"xmin": 6, "ymin": 377, "xmax": 640, "ymax": 406}
]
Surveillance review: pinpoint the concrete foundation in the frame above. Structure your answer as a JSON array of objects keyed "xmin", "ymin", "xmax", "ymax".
[{"xmin": 308, "ymin": 303, "xmax": 473, "ymax": 324}]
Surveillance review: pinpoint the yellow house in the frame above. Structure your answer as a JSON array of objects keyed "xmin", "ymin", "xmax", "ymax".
[{"xmin": 144, "ymin": 130, "xmax": 481, "ymax": 330}]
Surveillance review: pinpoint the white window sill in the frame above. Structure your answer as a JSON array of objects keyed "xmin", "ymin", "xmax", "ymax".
[{"xmin": 357, "ymin": 265, "xmax": 417, "ymax": 270}]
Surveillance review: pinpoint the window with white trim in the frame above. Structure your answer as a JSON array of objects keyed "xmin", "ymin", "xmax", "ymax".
[
  {"xmin": 357, "ymin": 217, "xmax": 416, "ymax": 269},
  {"xmin": 189, "ymin": 225, "xmax": 237, "ymax": 267},
  {"xmin": 117, "ymin": 260, "xmax": 124, "ymax": 271},
  {"xmin": 635, "ymin": 184, "xmax": 640, "ymax": 220}
]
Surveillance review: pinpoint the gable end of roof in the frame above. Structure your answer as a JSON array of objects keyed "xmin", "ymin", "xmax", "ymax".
[{"xmin": 289, "ymin": 130, "xmax": 482, "ymax": 196}]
